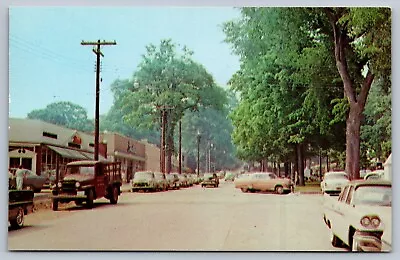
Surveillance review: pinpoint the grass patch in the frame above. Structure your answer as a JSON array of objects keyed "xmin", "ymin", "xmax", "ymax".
[{"xmin": 295, "ymin": 184, "xmax": 322, "ymax": 193}]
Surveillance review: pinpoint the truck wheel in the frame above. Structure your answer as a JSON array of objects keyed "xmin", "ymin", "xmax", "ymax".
[
  {"xmin": 10, "ymin": 207, "xmax": 24, "ymax": 229},
  {"xmin": 52, "ymin": 200, "xmax": 59, "ymax": 211},
  {"xmin": 86, "ymin": 190, "xmax": 94, "ymax": 209},
  {"xmin": 275, "ymin": 186, "xmax": 284, "ymax": 195},
  {"xmin": 110, "ymin": 186, "xmax": 119, "ymax": 204}
]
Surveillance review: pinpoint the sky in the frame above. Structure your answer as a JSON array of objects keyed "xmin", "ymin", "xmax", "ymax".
[{"xmin": 9, "ymin": 7, "xmax": 241, "ymax": 119}]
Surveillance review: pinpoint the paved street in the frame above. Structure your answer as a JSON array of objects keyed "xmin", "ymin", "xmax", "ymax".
[{"xmin": 8, "ymin": 181, "xmax": 345, "ymax": 251}]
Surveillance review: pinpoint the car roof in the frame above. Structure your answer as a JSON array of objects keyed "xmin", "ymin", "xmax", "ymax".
[{"xmin": 348, "ymin": 179, "xmax": 391, "ymax": 188}]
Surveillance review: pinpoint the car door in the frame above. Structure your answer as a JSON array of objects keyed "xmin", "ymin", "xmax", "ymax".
[
  {"xmin": 330, "ymin": 186, "xmax": 350, "ymax": 241},
  {"xmin": 336, "ymin": 185, "xmax": 355, "ymax": 245},
  {"xmin": 254, "ymin": 174, "xmax": 269, "ymax": 191}
]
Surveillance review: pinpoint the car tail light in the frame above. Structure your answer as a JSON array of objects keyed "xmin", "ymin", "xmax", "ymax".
[{"xmin": 360, "ymin": 216, "xmax": 381, "ymax": 228}]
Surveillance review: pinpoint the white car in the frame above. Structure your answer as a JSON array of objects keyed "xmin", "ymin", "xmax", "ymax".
[
  {"xmin": 323, "ymin": 180, "xmax": 392, "ymax": 251},
  {"xmin": 321, "ymin": 171, "xmax": 349, "ymax": 194},
  {"xmin": 364, "ymin": 170, "xmax": 384, "ymax": 180}
]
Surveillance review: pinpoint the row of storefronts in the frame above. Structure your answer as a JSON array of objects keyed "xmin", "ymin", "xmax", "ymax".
[{"xmin": 8, "ymin": 118, "xmax": 186, "ymax": 182}]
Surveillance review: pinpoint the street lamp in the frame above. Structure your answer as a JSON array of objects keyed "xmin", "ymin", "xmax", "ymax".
[{"xmin": 196, "ymin": 130, "xmax": 201, "ymax": 176}]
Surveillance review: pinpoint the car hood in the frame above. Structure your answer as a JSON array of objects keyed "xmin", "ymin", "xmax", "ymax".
[
  {"xmin": 133, "ymin": 178, "xmax": 152, "ymax": 183},
  {"xmin": 63, "ymin": 174, "xmax": 93, "ymax": 182},
  {"xmin": 324, "ymin": 179, "xmax": 349, "ymax": 186}
]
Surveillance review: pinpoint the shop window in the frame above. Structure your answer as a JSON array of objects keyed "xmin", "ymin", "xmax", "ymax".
[
  {"xmin": 68, "ymin": 142, "xmax": 81, "ymax": 149},
  {"xmin": 43, "ymin": 132, "xmax": 58, "ymax": 139}
]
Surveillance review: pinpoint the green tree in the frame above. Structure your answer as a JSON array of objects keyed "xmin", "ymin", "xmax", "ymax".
[
  {"xmin": 119, "ymin": 39, "xmax": 226, "ymax": 173},
  {"xmin": 27, "ymin": 101, "xmax": 94, "ymax": 132}
]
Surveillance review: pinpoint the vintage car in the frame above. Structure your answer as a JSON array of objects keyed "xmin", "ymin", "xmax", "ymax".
[
  {"xmin": 166, "ymin": 173, "xmax": 180, "ymax": 189},
  {"xmin": 131, "ymin": 171, "xmax": 157, "ymax": 192},
  {"xmin": 154, "ymin": 172, "xmax": 168, "ymax": 191},
  {"xmin": 364, "ymin": 170, "xmax": 384, "ymax": 180},
  {"xmin": 321, "ymin": 171, "xmax": 349, "ymax": 195},
  {"xmin": 9, "ymin": 168, "xmax": 47, "ymax": 193},
  {"xmin": 201, "ymin": 173, "xmax": 219, "ymax": 188},
  {"xmin": 234, "ymin": 172, "xmax": 293, "ymax": 194},
  {"xmin": 322, "ymin": 180, "xmax": 391, "ymax": 251},
  {"xmin": 177, "ymin": 174, "xmax": 189, "ymax": 188},
  {"xmin": 224, "ymin": 172, "xmax": 236, "ymax": 181}
]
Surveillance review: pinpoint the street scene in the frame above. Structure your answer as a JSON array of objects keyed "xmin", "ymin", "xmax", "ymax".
[
  {"xmin": 8, "ymin": 5, "xmax": 392, "ymax": 253},
  {"xmin": 9, "ymin": 181, "xmax": 345, "ymax": 251}
]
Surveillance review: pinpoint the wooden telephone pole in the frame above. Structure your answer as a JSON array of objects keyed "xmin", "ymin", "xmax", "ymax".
[{"xmin": 81, "ymin": 40, "xmax": 116, "ymax": 161}]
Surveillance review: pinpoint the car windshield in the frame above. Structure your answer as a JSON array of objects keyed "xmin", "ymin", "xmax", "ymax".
[
  {"xmin": 353, "ymin": 185, "xmax": 392, "ymax": 206},
  {"xmin": 325, "ymin": 173, "xmax": 348, "ymax": 180},
  {"xmin": 204, "ymin": 174, "xmax": 213, "ymax": 178},
  {"xmin": 66, "ymin": 166, "xmax": 94, "ymax": 175},
  {"xmin": 134, "ymin": 172, "xmax": 153, "ymax": 180}
]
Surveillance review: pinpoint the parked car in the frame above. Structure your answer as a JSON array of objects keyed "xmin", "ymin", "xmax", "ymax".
[
  {"xmin": 132, "ymin": 171, "xmax": 157, "ymax": 192},
  {"xmin": 234, "ymin": 172, "xmax": 293, "ymax": 194},
  {"xmin": 154, "ymin": 172, "xmax": 168, "ymax": 191},
  {"xmin": 201, "ymin": 173, "xmax": 219, "ymax": 188},
  {"xmin": 177, "ymin": 174, "xmax": 189, "ymax": 188},
  {"xmin": 166, "ymin": 173, "xmax": 180, "ymax": 189},
  {"xmin": 234, "ymin": 173, "xmax": 252, "ymax": 189},
  {"xmin": 224, "ymin": 172, "xmax": 236, "ymax": 181},
  {"xmin": 323, "ymin": 180, "xmax": 391, "ymax": 251},
  {"xmin": 41, "ymin": 169, "xmax": 57, "ymax": 189},
  {"xmin": 364, "ymin": 170, "xmax": 384, "ymax": 180},
  {"xmin": 9, "ymin": 168, "xmax": 47, "ymax": 193},
  {"xmin": 321, "ymin": 171, "xmax": 349, "ymax": 195}
]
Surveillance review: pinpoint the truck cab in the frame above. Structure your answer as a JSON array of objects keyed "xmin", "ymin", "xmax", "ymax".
[{"xmin": 52, "ymin": 160, "xmax": 122, "ymax": 210}]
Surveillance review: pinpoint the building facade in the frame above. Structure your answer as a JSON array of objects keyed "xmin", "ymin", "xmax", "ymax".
[
  {"xmin": 8, "ymin": 118, "xmax": 106, "ymax": 175},
  {"xmin": 100, "ymin": 132, "xmax": 146, "ymax": 183}
]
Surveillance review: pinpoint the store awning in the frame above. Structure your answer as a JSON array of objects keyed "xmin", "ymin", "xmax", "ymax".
[
  {"xmin": 114, "ymin": 151, "xmax": 145, "ymax": 162},
  {"xmin": 80, "ymin": 151, "xmax": 109, "ymax": 161},
  {"xmin": 47, "ymin": 146, "xmax": 87, "ymax": 160}
]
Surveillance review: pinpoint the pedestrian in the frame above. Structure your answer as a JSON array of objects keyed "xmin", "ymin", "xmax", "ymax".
[
  {"xmin": 15, "ymin": 165, "xmax": 25, "ymax": 190},
  {"xmin": 294, "ymin": 171, "xmax": 299, "ymax": 186}
]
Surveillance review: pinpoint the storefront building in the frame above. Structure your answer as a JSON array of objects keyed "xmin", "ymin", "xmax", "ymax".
[
  {"xmin": 100, "ymin": 132, "xmax": 146, "ymax": 182},
  {"xmin": 8, "ymin": 118, "xmax": 106, "ymax": 175}
]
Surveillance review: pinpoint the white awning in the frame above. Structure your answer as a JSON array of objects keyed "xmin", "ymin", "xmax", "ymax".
[{"xmin": 47, "ymin": 146, "xmax": 87, "ymax": 160}]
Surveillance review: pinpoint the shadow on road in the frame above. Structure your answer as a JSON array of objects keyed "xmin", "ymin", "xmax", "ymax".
[
  {"xmin": 61, "ymin": 201, "xmax": 133, "ymax": 212},
  {"xmin": 8, "ymin": 224, "xmax": 49, "ymax": 233}
]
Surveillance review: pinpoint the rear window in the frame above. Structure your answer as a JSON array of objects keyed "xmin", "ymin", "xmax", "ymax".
[
  {"xmin": 353, "ymin": 185, "xmax": 392, "ymax": 206},
  {"xmin": 134, "ymin": 172, "xmax": 153, "ymax": 179},
  {"xmin": 325, "ymin": 173, "xmax": 348, "ymax": 180}
]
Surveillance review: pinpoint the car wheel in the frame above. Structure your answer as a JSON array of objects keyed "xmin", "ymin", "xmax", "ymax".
[
  {"xmin": 275, "ymin": 186, "xmax": 284, "ymax": 195},
  {"xmin": 10, "ymin": 207, "xmax": 24, "ymax": 229},
  {"xmin": 86, "ymin": 189, "xmax": 94, "ymax": 209},
  {"xmin": 110, "ymin": 186, "xmax": 119, "ymax": 204},
  {"xmin": 241, "ymin": 188, "xmax": 248, "ymax": 193}
]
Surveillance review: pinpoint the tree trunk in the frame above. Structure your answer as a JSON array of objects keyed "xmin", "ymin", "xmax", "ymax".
[
  {"xmin": 284, "ymin": 162, "xmax": 289, "ymax": 178},
  {"xmin": 297, "ymin": 143, "xmax": 305, "ymax": 186},
  {"xmin": 345, "ymin": 104, "xmax": 362, "ymax": 180}
]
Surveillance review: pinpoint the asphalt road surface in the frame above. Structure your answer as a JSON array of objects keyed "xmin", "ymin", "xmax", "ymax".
[{"xmin": 8, "ymin": 181, "xmax": 346, "ymax": 251}]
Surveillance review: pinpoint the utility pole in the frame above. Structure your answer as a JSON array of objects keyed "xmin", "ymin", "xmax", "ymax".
[{"xmin": 81, "ymin": 40, "xmax": 116, "ymax": 160}]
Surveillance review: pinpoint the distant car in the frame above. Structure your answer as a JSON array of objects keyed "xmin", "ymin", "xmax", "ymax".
[
  {"xmin": 364, "ymin": 170, "xmax": 384, "ymax": 180},
  {"xmin": 234, "ymin": 172, "xmax": 293, "ymax": 194},
  {"xmin": 224, "ymin": 172, "xmax": 236, "ymax": 181},
  {"xmin": 201, "ymin": 173, "xmax": 219, "ymax": 188},
  {"xmin": 177, "ymin": 174, "xmax": 189, "ymax": 188},
  {"xmin": 321, "ymin": 171, "xmax": 349, "ymax": 195},
  {"xmin": 9, "ymin": 168, "xmax": 47, "ymax": 193},
  {"xmin": 154, "ymin": 172, "xmax": 168, "ymax": 191},
  {"xmin": 131, "ymin": 171, "xmax": 157, "ymax": 192},
  {"xmin": 166, "ymin": 173, "xmax": 180, "ymax": 189}
]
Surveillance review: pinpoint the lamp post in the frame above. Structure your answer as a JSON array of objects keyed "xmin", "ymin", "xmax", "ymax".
[{"xmin": 196, "ymin": 130, "xmax": 201, "ymax": 176}]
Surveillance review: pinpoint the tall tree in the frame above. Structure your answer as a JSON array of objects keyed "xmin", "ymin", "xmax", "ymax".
[
  {"xmin": 119, "ymin": 39, "xmax": 226, "ymax": 173},
  {"xmin": 27, "ymin": 101, "xmax": 94, "ymax": 132},
  {"xmin": 322, "ymin": 7, "xmax": 391, "ymax": 179}
]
